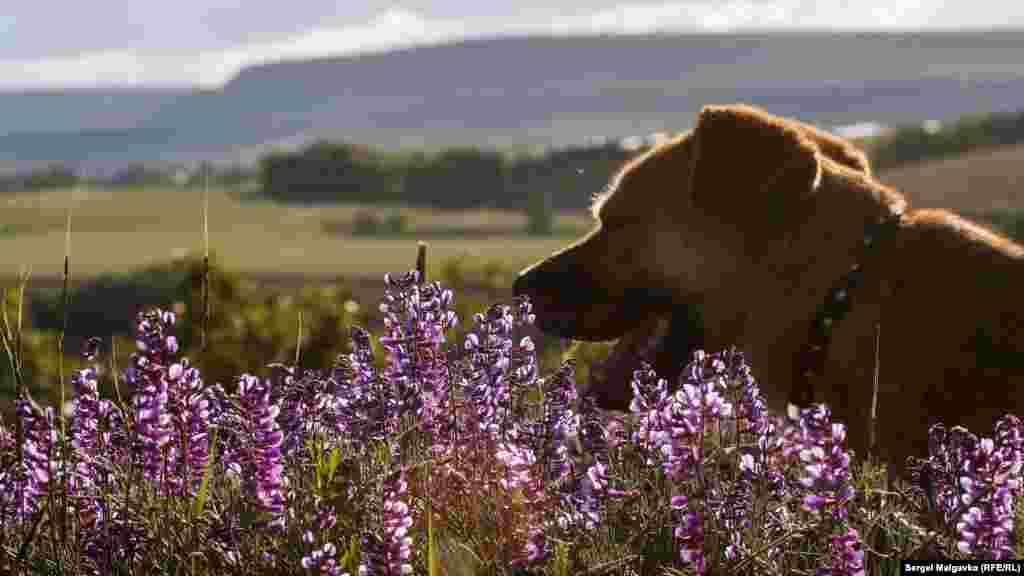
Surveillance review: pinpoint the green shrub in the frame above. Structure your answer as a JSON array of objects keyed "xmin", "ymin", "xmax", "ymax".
[
  {"xmin": 170, "ymin": 252, "xmax": 378, "ymax": 390},
  {"xmin": 385, "ymin": 210, "xmax": 408, "ymax": 234},
  {"xmin": 871, "ymin": 109, "xmax": 1024, "ymax": 170},
  {"xmin": 352, "ymin": 209, "xmax": 384, "ymax": 235},
  {"xmin": 351, "ymin": 208, "xmax": 408, "ymax": 236},
  {"xmin": 525, "ymin": 187, "xmax": 554, "ymax": 235},
  {"xmin": 12, "ymin": 252, "xmax": 379, "ymax": 400}
]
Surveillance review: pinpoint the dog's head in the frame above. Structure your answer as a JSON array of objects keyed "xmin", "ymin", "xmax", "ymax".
[{"xmin": 513, "ymin": 104, "xmax": 873, "ymax": 407}]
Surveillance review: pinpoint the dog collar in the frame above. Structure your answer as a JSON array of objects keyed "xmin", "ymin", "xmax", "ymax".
[{"xmin": 791, "ymin": 208, "xmax": 905, "ymax": 407}]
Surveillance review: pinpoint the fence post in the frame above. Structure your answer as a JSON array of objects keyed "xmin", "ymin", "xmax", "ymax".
[{"xmin": 416, "ymin": 241, "xmax": 427, "ymax": 284}]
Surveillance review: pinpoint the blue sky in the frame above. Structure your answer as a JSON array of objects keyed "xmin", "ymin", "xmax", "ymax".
[{"xmin": 3, "ymin": 1, "xmax": 1024, "ymax": 90}]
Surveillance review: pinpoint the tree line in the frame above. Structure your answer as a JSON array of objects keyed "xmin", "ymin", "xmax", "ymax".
[
  {"xmin": 259, "ymin": 139, "xmax": 636, "ymax": 212},
  {"xmin": 8, "ymin": 106, "xmax": 1024, "ymax": 210}
]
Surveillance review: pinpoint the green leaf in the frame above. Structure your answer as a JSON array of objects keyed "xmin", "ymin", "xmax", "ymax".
[
  {"xmin": 192, "ymin": 428, "xmax": 219, "ymax": 517},
  {"xmin": 326, "ymin": 446, "xmax": 342, "ymax": 482},
  {"xmin": 339, "ymin": 534, "xmax": 361, "ymax": 572},
  {"xmin": 427, "ymin": 497, "xmax": 438, "ymax": 576}
]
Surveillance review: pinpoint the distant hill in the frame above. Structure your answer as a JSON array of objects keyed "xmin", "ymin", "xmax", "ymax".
[
  {"xmin": 877, "ymin": 142, "xmax": 1024, "ymax": 214},
  {"xmin": 5, "ymin": 31, "xmax": 1024, "ymax": 172}
]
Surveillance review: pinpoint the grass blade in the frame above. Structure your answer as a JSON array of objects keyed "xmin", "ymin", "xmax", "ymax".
[{"xmin": 193, "ymin": 428, "xmax": 219, "ymax": 517}]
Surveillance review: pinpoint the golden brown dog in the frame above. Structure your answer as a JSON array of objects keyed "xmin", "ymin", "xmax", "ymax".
[{"xmin": 514, "ymin": 103, "xmax": 1024, "ymax": 473}]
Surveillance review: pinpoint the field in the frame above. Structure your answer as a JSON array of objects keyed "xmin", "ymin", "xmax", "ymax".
[
  {"xmin": 0, "ymin": 187, "xmax": 591, "ymax": 287},
  {"xmin": 875, "ymin": 141, "xmax": 1024, "ymax": 213}
]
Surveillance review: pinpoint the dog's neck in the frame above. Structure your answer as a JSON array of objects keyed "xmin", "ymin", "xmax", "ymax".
[
  {"xmin": 789, "ymin": 209, "xmax": 903, "ymax": 406},
  {"xmin": 738, "ymin": 167, "xmax": 905, "ymax": 411}
]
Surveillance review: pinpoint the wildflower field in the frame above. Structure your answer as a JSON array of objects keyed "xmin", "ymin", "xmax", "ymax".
[{"xmin": 2, "ymin": 249, "xmax": 1023, "ymax": 575}]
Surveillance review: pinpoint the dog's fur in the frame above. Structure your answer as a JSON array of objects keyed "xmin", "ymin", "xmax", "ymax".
[{"xmin": 514, "ymin": 103, "xmax": 1024, "ymax": 471}]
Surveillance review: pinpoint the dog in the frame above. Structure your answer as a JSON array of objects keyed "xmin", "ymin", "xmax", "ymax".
[{"xmin": 514, "ymin": 103, "xmax": 1024, "ymax": 474}]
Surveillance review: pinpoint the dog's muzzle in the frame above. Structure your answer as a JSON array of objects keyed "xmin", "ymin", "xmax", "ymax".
[{"xmin": 514, "ymin": 266, "xmax": 678, "ymax": 339}]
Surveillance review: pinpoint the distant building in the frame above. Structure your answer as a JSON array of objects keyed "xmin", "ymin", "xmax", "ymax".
[{"xmin": 831, "ymin": 122, "xmax": 892, "ymax": 140}]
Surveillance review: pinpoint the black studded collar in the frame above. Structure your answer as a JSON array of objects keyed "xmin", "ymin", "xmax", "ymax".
[{"xmin": 790, "ymin": 208, "xmax": 905, "ymax": 407}]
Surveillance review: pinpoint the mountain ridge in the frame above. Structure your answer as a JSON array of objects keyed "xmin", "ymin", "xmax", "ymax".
[{"xmin": 5, "ymin": 31, "xmax": 1024, "ymax": 172}]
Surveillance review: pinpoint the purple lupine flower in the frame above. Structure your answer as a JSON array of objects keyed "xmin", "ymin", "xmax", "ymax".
[
  {"xmin": 125, "ymin": 307, "xmax": 213, "ymax": 496},
  {"xmin": 0, "ymin": 412, "xmax": 12, "ymax": 516},
  {"xmin": 629, "ymin": 362, "xmax": 672, "ymax": 466},
  {"xmin": 672, "ymin": 494, "xmax": 706, "ymax": 575},
  {"xmin": 95, "ymin": 397, "xmax": 130, "ymax": 483},
  {"xmin": 378, "ymin": 272, "xmax": 458, "ymax": 452},
  {"xmin": 127, "ymin": 309, "xmax": 177, "ymax": 490},
  {"xmin": 953, "ymin": 430, "xmax": 1020, "ymax": 559},
  {"xmin": 273, "ymin": 364, "xmax": 347, "ymax": 459},
  {"xmin": 70, "ymin": 337, "xmax": 103, "ymax": 497},
  {"xmin": 658, "ymin": 350, "xmax": 734, "ymax": 483},
  {"xmin": 301, "ymin": 541, "xmax": 340, "ymax": 575},
  {"xmin": 909, "ymin": 419, "xmax": 1023, "ymax": 559},
  {"xmin": 300, "ymin": 498, "xmax": 342, "ymax": 574},
  {"xmin": 0, "ymin": 413, "xmax": 18, "ymax": 522},
  {"xmin": 15, "ymin": 398, "xmax": 57, "ymax": 521},
  {"xmin": 540, "ymin": 369, "xmax": 599, "ymax": 532},
  {"xmin": 301, "ymin": 530, "xmax": 339, "ymax": 575},
  {"xmin": 337, "ymin": 326, "xmax": 394, "ymax": 446},
  {"xmin": 534, "ymin": 359, "xmax": 577, "ymax": 485},
  {"xmin": 559, "ymin": 396, "xmax": 630, "ymax": 530},
  {"xmin": 235, "ymin": 373, "xmax": 286, "ymax": 529},
  {"xmin": 921, "ymin": 424, "xmax": 979, "ymax": 526},
  {"xmin": 786, "ymin": 405, "xmax": 855, "ymax": 522},
  {"xmin": 708, "ymin": 349, "xmax": 792, "ymax": 566},
  {"xmin": 165, "ymin": 357, "xmax": 211, "ymax": 494},
  {"xmin": 816, "ymin": 526, "xmax": 866, "ymax": 576},
  {"xmin": 461, "ymin": 299, "xmax": 537, "ymax": 443},
  {"xmin": 722, "ymin": 348, "xmax": 787, "ymax": 485},
  {"xmin": 269, "ymin": 364, "xmax": 306, "ymax": 456},
  {"xmin": 378, "ymin": 272, "xmax": 451, "ymax": 430},
  {"xmin": 361, "ymin": 472, "xmax": 415, "ymax": 575},
  {"xmin": 521, "ymin": 527, "xmax": 550, "ymax": 566},
  {"xmin": 780, "ymin": 404, "xmax": 869, "ymax": 573},
  {"xmin": 604, "ymin": 417, "xmax": 627, "ymax": 451},
  {"xmin": 995, "ymin": 415, "xmax": 1024, "ymax": 476},
  {"xmin": 495, "ymin": 442, "xmax": 536, "ymax": 491},
  {"xmin": 704, "ymin": 479, "xmax": 753, "ymax": 564},
  {"xmin": 82, "ymin": 499, "xmax": 150, "ymax": 570},
  {"xmin": 735, "ymin": 415, "xmax": 789, "ymax": 501}
]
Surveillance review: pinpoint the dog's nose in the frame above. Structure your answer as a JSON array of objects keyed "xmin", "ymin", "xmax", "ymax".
[{"xmin": 514, "ymin": 266, "xmax": 569, "ymax": 299}]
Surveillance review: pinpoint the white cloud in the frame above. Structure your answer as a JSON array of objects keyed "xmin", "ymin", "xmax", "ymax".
[
  {"xmin": 0, "ymin": 8, "xmax": 471, "ymax": 89},
  {"xmin": 1, "ymin": 2, "xmax": 1023, "ymax": 89},
  {"xmin": 193, "ymin": 8, "xmax": 474, "ymax": 85},
  {"xmin": 548, "ymin": 2, "xmax": 793, "ymax": 34}
]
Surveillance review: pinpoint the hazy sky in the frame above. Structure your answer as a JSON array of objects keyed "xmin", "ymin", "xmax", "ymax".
[{"xmin": 3, "ymin": 1, "xmax": 1024, "ymax": 90}]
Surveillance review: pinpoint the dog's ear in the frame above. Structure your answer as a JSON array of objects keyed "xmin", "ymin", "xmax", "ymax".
[
  {"xmin": 688, "ymin": 104, "xmax": 822, "ymax": 248},
  {"xmin": 795, "ymin": 120, "xmax": 872, "ymax": 176}
]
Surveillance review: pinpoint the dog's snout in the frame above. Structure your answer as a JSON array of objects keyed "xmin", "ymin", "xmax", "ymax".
[
  {"xmin": 513, "ymin": 264, "xmax": 588, "ymax": 338},
  {"xmin": 514, "ymin": 266, "xmax": 572, "ymax": 299}
]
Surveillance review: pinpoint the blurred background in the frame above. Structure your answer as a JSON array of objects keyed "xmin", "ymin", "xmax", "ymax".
[{"xmin": 3, "ymin": 1, "xmax": 1024, "ymax": 413}]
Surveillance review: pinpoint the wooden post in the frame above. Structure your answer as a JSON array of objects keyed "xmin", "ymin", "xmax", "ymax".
[{"xmin": 416, "ymin": 241, "xmax": 427, "ymax": 284}]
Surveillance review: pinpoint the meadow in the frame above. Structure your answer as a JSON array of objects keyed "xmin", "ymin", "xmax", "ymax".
[
  {"xmin": 1, "ymin": 250, "xmax": 1022, "ymax": 575},
  {"xmin": 0, "ymin": 186, "xmax": 591, "ymax": 283}
]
